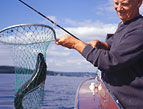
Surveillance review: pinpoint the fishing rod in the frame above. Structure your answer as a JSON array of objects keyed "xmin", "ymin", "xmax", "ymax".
[{"xmin": 18, "ymin": 0, "xmax": 79, "ymax": 40}]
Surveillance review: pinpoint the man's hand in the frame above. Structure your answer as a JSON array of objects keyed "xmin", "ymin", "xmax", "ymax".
[
  {"xmin": 56, "ymin": 35, "xmax": 87, "ymax": 53},
  {"xmin": 88, "ymin": 40, "xmax": 109, "ymax": 50}
]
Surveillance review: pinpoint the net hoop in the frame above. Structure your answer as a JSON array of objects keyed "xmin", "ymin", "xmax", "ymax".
[{"xmin": 0, "ymin": 24, "xmax": 56, "ymax": 45}]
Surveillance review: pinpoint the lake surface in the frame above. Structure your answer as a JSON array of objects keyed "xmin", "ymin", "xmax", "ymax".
[{"xmin": 0, "ymin": 74, "xmax": 89, "ymax": 109}]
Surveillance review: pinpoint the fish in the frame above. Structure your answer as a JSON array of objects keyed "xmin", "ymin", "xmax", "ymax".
[{"xmin": 14, "ymin": 53, "xmax": 47, "ymax": 109}]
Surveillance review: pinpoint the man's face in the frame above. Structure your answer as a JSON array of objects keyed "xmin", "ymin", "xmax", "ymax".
[{"xmin": 114, "ymin": 0, "xmax": 141, "ymax": 23}]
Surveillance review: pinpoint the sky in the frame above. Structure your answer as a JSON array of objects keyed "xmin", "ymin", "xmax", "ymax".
[{"xmin": 0, "ymin": 0, "xmax": 143, "ymax": 72}]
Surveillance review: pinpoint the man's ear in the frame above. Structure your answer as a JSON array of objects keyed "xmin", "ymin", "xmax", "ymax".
[{"xmin": 137, "ymin": 0, "xmax": 142, "ymax": 8}]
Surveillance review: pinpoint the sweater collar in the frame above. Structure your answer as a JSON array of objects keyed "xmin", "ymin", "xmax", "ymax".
[{"xmin": 122, "ymin": 15, "xmax": 142, "ymax": 25}]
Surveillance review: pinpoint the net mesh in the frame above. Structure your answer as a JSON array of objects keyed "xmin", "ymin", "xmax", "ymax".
[{"xmin": 0, "ymin": 24, "xmax": 56, "ymax": 109}]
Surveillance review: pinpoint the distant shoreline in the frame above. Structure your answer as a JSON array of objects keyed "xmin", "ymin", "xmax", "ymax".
[
  {"xmin": 0, "ymin": 66, "xmax": 15, "ymax": 74},
  {"xmin": 0, "ymin": 66, "xmax": 96, "ymax": 77}
]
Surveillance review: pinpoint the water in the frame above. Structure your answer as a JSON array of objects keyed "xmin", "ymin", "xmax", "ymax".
[{"xmin": 0, "ymin": 74, "xmax": 88, "ymax": 109}]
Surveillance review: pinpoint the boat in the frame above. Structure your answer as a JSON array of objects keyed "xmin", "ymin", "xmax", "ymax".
[{"xmin": 75, "ymin": 76, "xmax": 123, "ymax": 109}]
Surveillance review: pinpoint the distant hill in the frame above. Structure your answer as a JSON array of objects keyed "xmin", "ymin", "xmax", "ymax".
[
  {"xmin": 0, "ymin": 66, "xmax": 15, "ymax": 73},
  {"xmin": 0, "ymin": 66, "xmax": 96, "ymax": 77}
]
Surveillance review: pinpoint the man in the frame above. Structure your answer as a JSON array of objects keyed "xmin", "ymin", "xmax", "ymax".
[{"xmin": 56, "ymin": 0, "xmax": 143, "ymax": 108}]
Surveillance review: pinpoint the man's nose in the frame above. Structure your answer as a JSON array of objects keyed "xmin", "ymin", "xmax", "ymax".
[{"xmin": 116, "ymin": 3, "xmax": 124, "ymax": 11}]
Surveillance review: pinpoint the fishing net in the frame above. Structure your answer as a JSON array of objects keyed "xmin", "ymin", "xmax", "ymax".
[{"xmin": 0, "ymin": 24, "xmax": 56, "ymax": 109}]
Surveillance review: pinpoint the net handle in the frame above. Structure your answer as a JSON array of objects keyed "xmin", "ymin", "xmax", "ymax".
[{"xmin": 18, "ymin": 0, "xmax": 80, "ymax": 40}]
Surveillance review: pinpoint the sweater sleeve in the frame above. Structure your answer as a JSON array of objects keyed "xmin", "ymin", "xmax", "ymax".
[
  {"xmin": 106, "ymin": 34, "xmax": 114, "ymax": 49},
  {"xmin": 81, "ymin": 29, "xmax": 143, "ymax": 72}
]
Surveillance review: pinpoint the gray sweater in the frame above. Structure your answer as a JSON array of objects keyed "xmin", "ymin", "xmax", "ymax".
[{"xmin": 82, "ymin": 15, "xmax": 143, "ymax": 108}]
